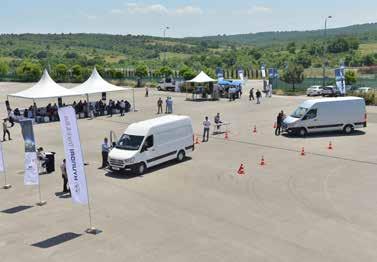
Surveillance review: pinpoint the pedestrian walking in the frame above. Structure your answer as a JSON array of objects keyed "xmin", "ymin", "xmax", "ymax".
[
  {"xmin": 2, "ymin": 119, "xmax": 11, "ymax": 141},
  {"xmin": 157, "ymin": 97, "xmax": 163, "ymax": 114},
  {"xmin": 165, "ymin": 97, "xmax": 169, "ymax": 113},
  {"xmin": 202, "ymin": 116, "xmax": 211, "ymax": 142},
  {"xmin": 249, "ymin": 88, "xmax": 255, "ymax": 101},
  {"xmin": 101, "ymin": 137, "xmax": 110, "ymax": 168},
  {"xmin": 275, "ymin": 110, "xmax": 284, "ymax": 136},
  {"xmin": 7, "ymin": 110, "xmax": 15, "ymax": 127},
  {"xmin": 60, "ymin": 159, "xmax": 70, "ymax": 194},
  {"xmin": 145, "ymin": 86, "xmax": 149, "ymax": 97},
  {"xmin": 256, "ymin": 89, "xmax": 262, "ymax": 104}
]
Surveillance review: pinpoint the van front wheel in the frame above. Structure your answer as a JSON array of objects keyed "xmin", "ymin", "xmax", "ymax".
[
  {"xmin": 177, "ymin": 150, "xmax": 186, "ymax": 162},
  {"xmin": 299, "ymin": 128, "xmax": 307, "ymax": 137},
  {"xmin": 136, "ymin": 163, "xmax": 146, "ymax": 175},
  {"xmin": 343, "ymin": 125, "xmax": 354, "ymax": 135}
]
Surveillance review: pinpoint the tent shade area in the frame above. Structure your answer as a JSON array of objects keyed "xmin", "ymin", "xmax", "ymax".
[
  {"xmin": 8, "ymin": 69, "xmax": 76, "ymax": 99},
  {"xmin": 70, "ymin": 68, "xmax": 129, "ymax": 95},
  {"xmin": 187, "ymin": 71, "xmax": 217, "ymax": 83},
  {"xmin": 185, "ymin": 71, "xmax": 218, "ymax": 101}
]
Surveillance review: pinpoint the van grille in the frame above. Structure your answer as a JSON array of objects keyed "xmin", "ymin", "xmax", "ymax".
[{"xmin": 109, "ymin": 158, "xmax": 124, "ymax": 167}]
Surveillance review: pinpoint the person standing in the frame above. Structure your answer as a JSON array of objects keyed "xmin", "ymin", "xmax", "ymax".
[
  {"xmin": 256, "ymin": 89, "xmax": 262, "ymax": 104},
  {"xmin": 145, "ymin": 86, "xmax": 149, "ymax": 97},
  {"xmin": 165, "ymin": 97, "xmax": 169, "ymax": 114},
  {"xmin": 275, "ymin": 110, "xmax": 284, "ymax": 136},
  {"xmin": 157, "ymin": 97, "xmax": 163, "ymax": 114},
  {"xmin": 168, "ymin": 97, "xmax": 173, "ymax": 113},
  {"xmin": 120, "ymin": 100, "xmax": 125, "ymax": 116},
  {"xmin": 214, "ymin": 113, "xmax": 222, "ymax": 131},
  {"xmin": 2, "ymin": 119, "xmax": 11, "ymax": 141},
  {"xmin": 101, "ymin": 137, "xmax": 110, "ymax": 169},
  {"xmin": 249, "ymin": 88, "xmax": 255, "ymax": 101},
  {"xmin": 60, "ymin": 159, "xmax": 70, "ymax": 194},
  {"xmin": 202, "ymin": 116, "xmax": 211, "ymax": 142},
  {"xmin": 7, "ymin": 110, "xmax": 15, "ymax": 127}
]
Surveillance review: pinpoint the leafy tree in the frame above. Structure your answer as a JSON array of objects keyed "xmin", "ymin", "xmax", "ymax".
[
  {"xmin": 286, "ymin": 42, "xmax": 296, "ymax": 54},
  {"xmin": 71, "ymin": 64, "xmax": 83, "ymax": 82},
  {"xmin": 159, "ymin": 66, "xmax": 173, "ymax": 77},
  {"xmin": 54, "ymin": 64, "xmax": 68, "ymax": 82},
  {"xmin": 281, "ymin": 63, "xmax": 304, "ymax": 91},
  {"xmin": 295, "ymin": 52, "xmax": 312, "ymax": 68},
  {"xmin": 36, "ymin": 50, "xmax": 48, "ymax": 59},
  {"xmin": 179, "ymin": 66, "xmax": 196, "ymax": 80},
  {"xmin": 362, "ymin": 54, "xmax": 375, "ymax": 66},
  {"xmin": 135, "ymin": 63, "xmax": 148, "ymax": 79},
  {"xmin": 0, "ymin": 60, "xmax": 9, "ymax": 76},
  {"xmin": 345, "ymin": 70, "xmax": 357, "ymax": 85},
  {"xmin": 16, "ymin": 61, "xmax": 42, "ymax": 81}
]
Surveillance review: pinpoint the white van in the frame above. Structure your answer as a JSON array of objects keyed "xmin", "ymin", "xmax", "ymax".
[
  {"xmin": 283, "ymin": 97, "xmax": 367, "ymax": 136},
  {"xmin": 108, "ymin": 115, "xmax": 194, "ymax": 175}
]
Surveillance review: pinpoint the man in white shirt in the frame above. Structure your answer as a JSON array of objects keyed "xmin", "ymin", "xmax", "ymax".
[
  {"xmin": 101, "ymin": 137, "xmax": 110, "ymax": 168},
  {"xmin": 202, "ymin": 116, "xmax": 211, "ymax": 142}
]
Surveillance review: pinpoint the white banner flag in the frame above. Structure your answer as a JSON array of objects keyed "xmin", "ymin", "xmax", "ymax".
[
  {"xmin": 20, "ymin": 119, "xmax": 39, "ymax": 185},
  {"xmin": 24, "ymin": 152, "xmax": 39, "ymax": 185},
  {"xmin": 0, "ymin": 142, "xmax": 5, "ymax": 173},
  {"xmin": 58, "ymin": 106, "xmax": 89, "ymax": 205}
]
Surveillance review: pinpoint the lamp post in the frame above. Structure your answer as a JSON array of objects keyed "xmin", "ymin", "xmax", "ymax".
[
  {"xmin": 162, "ymin": 26, "xmax": 170, "ymax": 64},
  {"xmin": 322, "ymin": 16, "xmax": 332, "ymax": 87}
]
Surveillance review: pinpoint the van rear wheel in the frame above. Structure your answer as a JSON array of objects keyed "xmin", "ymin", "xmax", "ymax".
[
  {"xmin": 177, "ymin": 150, "xmax": 186, "ymax": 162},
  {"xmin": 343, "ymin": 125, "xmax": 354, "ymax": 135}
]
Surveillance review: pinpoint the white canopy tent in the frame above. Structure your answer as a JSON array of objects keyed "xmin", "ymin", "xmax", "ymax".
[
  {"xmin": 70, "ymin": 67, "xmax": 133, "ymax": 112},
  {"xmin": 187, "ymin": 71, "xmax": 217, "ymax": 83},
  {"xmin": 8, "ymin": 69, "xmax": 77, "ymax": 100}
]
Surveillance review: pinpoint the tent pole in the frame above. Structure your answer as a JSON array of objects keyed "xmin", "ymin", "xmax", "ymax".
[
  {"xmin": 86, "ymin": 94, "xmax": 90, "ymax": 118},
  {"xmin": 33, "ymin": 99, "xmax": 36, "ymax": 120},
  {"xmin": 132, "ymin": 87, "xmax": 136, "ymax": 112}
]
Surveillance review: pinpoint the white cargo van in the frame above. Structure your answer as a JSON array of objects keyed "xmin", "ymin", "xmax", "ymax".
[
  {"xmin": 283, "ymin": 97, "xmax": 367, "ymax": 136},
  {"xmin": 108, "ymin": 115, "xmax": 194, "ymax": 175}
]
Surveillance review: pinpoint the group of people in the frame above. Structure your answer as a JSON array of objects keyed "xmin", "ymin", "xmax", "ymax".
[
  {"xmin": 249, "ymin": 88, "xmax": 263, "ymax": 104},
  {"xmin": 157, "ymin": 97, "xmax": 174, "ymax": 114},
  {"xmin": 74, "ymin": 99, "xmax": 131, "ymax": 118}
]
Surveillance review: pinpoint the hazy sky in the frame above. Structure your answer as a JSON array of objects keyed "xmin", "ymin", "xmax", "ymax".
[{"xmin": 1, "ymin": 0, "xmax": 376, "ymax": 37}]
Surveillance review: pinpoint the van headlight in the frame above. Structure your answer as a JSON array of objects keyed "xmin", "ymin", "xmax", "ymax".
[{"xmin": 124, "ymin": 157, "xmax": 135, "ymax": 164}]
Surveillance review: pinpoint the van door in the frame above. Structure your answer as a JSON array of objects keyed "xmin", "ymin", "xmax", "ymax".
[
  {"xmin": 302, "ymin": 109, "xmax": 321, "ymax": 133},
  {"xmin": 140, "ymin": 135, "xmax": 158, "ymax": 167}
]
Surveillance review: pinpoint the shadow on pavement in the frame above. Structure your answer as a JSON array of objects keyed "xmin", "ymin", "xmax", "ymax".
[
  {"xmin": 1, "ymin": 205, "xmax": 33, "ymax": 214},
  {"xmin": 105, "ymin": 157, "xmax": 192, "ymax": 180},
  {"xmin": 282, "ymin": 130, "xmax": 366, "ymax": 139},
  {"xmin": 31, "ymin": 232, "xmax": 82, "ymax": 249}
]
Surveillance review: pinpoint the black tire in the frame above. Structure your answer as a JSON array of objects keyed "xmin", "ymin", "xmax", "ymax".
[
  {"xmin": 157, "ymin": 87, "xmax": 161, "ymax": 91},
  {"xmin": 343, "ymin": 125, "xmax": 354, "ymax": 135},
  {"xmin": 298, "ymin": 128, "xmax": 307, "ymax": 137},
  {"xmin": 177, "ymin": 150, "xmax": 186, "ymax": 162},
  {"xmin": 136, "ymin": 162, "xmax": 146, "ymax": 175}
]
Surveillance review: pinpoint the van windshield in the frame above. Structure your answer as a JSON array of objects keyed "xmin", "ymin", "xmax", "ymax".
[
  {"xmin": 116, "ymin": 134, "xmax": 144, "ymax": 151},
  {"xmin": 291, "ymin": 107, "xmax": 309, "ymax": 118}
]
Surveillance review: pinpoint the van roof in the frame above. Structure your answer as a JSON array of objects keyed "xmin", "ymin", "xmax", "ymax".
[
  {"xmin": 125, "ymin": 115, "xmax": 191, "ymax": 135},
  {"xmin": 300, "ymin": 96, "xmax": 364, "ymax": 108}
]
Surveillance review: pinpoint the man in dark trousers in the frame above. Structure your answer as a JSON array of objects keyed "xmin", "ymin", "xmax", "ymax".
[
  {"xmin": 101, "ymin": 137, "xmax": 110, "ymax": 168},
  {"xmin": 2, "ymin": 119, "xmax": 11, "ymax": 141},
  {"xmin": 249, "ymin": 88, "xmax": 254, "ymax": 101},
  {"xmin": 157, "ymin": 97, "xmax": 163, "ymax": 114},
  {"xmin": 202, "ymin": 116, "xmax": 211, "ymax": 142},
  {"xmin": 60, "ymin": 159, "xmax": 70, "ymax": 194},
  {"xmin": 275, "ymin": 110, "xmax": 285, "ymax": 136}
]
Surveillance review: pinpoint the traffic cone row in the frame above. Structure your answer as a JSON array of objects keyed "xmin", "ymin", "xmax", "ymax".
[{"xmin": 328, "ymin": 141, "xmax": 333, "ymax": 150}]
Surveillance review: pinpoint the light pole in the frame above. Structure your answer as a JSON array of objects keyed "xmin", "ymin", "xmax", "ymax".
[
  {"xmin": 162, "ymin": 26, "xmax": 170, "ymax": 64},
  {"xmin": 322, "ymin": 16, "xmax": 332, "ymax": 87}
]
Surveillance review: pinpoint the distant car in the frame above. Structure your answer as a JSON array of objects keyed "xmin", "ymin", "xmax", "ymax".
[
  {"xmin": 357, "ymin": 87, "xmax": 373, "ymax": 94},
  {"xmin": 157, "ymin": 78, "xmax": 175, "ymax": 91},
  {"xmin": 322, "ymin": 86, "xmax": 341, "ymax": 97},
  {"xmin": 306, "ymin": 85, "xmax": 323, "ymax": 96}
]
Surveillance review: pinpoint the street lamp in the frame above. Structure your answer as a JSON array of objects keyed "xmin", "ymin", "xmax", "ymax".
[
  {"xmin": 322, "ymin": 16, "xmax": 332, "ymax": 87},
  {"xmin": 162, "ymin": 26, "xmax": 170, "ymax": 63}
]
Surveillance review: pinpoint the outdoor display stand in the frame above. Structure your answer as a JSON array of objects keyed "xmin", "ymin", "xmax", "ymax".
[{"xmin": 185, "ymin": 71, "xmax": 218, "ymax": 101}]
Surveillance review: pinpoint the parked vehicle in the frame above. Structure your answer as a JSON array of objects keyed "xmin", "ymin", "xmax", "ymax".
[
  {"xmin": 357, "ymin": 87, "xmax": 373, "ymax": 94},
  {"xmin": 306, "ymin": 85, "xmax": 323, "ymax": 96},
  {"xmin": 322, "ymin": 86, "xmax": 341, "ymax": 97},
  {"xmin": 157, "ymin": 77, "xmax": 175, "ymax": 91},
  {"xmin": 282, "ymin": 97, "xmax": 367, "ymax": 136},
  {"xmin": 108, "ymin": 115, "xmax": 194, "ymax": 175}
]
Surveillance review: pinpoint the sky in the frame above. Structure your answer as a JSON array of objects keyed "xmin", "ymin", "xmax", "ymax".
[{"xmin": 1, "ymin": 0, "xmax": 377, "ymax": 37}]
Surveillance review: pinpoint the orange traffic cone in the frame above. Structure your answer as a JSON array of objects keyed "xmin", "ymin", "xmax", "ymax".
[
  {"xmin": 253, "ymin": 125, "xmax": 257, "ymax": 133},
  {"xmin": 237, "ymin": 164, "xmax": 245, "ymax": 176},
  {"xmin": 224, "ymin": 131, "xmax": 229, "ymax": 140},
  {"xmin": 300, "ymin": 147, "xmax": 305, "ymax": 156},
  {"xmin": 273, "ymin": 122, "xmax": 277, "ymax": 129},
  {"xmin": 195, "ymin": 136, "xmax": 200, "ymax": 144},
  {"xmin": 260, "ymin": 156, "xmax": 265, "ymax": 166},
  {"xmin": 328, "ymin": 141, "xmax": 333, "ymax": 150}
]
